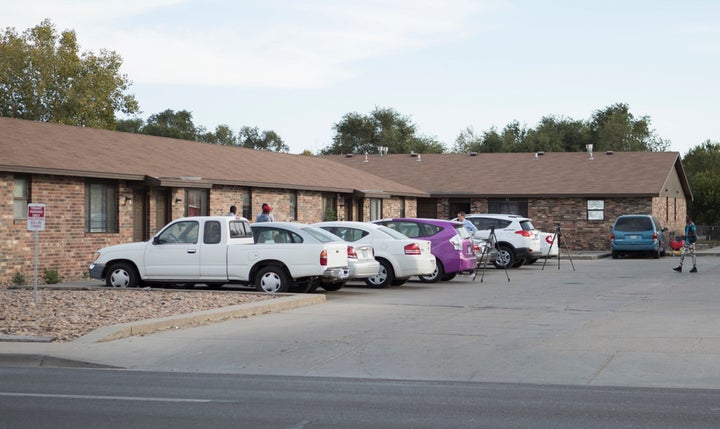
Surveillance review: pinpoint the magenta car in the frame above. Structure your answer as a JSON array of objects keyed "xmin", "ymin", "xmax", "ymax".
[{"xmin": 372, "ymin": 218, "xmax": 476, "ymax": 283}]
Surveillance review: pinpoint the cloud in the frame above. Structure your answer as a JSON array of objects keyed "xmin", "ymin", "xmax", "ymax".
[{"xmin": 2, "ymin": 0, "xmax": 485, "ymax": 88}]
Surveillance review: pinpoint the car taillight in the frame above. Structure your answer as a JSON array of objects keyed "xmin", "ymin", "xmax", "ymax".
[
  {"xmin": 653, "ymin": 232, "xmax": 658, "ymax": 240},
  {"xmin": 473, "ymin": 244, "xmax": 480, "ymax": 254},
  {"xmin": 610, "ymin": 233, "xmax": 615, "ymax": 241},
  {"xmin": 404, "ymin": 243, "xmax": 422, "ymax": 255},
  {"xmin": 320, "ymin": 249, "xmax": 327, "ymax": 266},
  {"xmin": 515, "ymin": 230, "xmax": 532, "ymax": 237},
  {"xmin": 347, "ymin": 246, "xmax": 358, "ymax": 259}
]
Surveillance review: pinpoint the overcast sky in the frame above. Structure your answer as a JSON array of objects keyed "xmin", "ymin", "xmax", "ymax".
[{"xmin": 3, "ymin": 0, "xmax": 719, "ymax": 155}]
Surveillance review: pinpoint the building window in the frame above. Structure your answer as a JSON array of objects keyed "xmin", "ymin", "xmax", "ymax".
[
  {"xmin": 399, "ymin": 198, "xmax": 405, "ymax": 217},
  {"xmin": 322, "ymin": 194, "xmax": 337, "ymax": 220},
  {"xmin": 242, "ymin": 192, "xmax": 251, "ymax": 219},
  {"xmin": 86, "ymin": 181, "xmax": 118, "ymax": 232},
  {"xmin": 370, "ymin": 198, "xmax": 383, "ymax": 221},
  {"xmin": 488, "ymin": 199, "xmax": 528, "ymax": 216},
  {"xmin": 289, "ymin": 191, "xmax": 297, "ymax": 221},
  {"xmin": 186, "ymin": 189, "xmax": 208, "ymax": 216},
  {"xmin": 587, "ymin": 199, "xmax": 604, "ymax": 220},
  {"xmin": 13, "ymin": 175, "xmax": 29, "ymax": 220}
]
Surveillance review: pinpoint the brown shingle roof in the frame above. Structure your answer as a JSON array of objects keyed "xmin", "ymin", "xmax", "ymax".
[
  {"xmin": 326, "ymin": 151, "xmax": 692, "ymax": 199},
  {"xmin": 0, "ymin": 118, "xmax": 427, "ymax": 197}
]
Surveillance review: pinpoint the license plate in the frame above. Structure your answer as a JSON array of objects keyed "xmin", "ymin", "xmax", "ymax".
[{"xmin": 628, "ymin": 235, "xmax": 639, "ymax": 240}]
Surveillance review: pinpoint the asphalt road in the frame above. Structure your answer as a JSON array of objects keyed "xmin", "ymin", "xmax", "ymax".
[
  {"xmin": 2, "ymin": 255, "xmax": 720, "ymax": 389},
  {"xmin": 2, "ymin": 367, "xmax": 720, "ymax": 429}
]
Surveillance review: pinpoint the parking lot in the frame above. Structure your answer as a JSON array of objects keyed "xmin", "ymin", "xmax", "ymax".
[{"xmin": 2, "ymin": 255, "xmax": 720, "ymax": 389}]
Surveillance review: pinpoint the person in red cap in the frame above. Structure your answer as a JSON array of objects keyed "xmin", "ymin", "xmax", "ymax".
[{"xmin": 256, "ymin": 203, "xmax": 274, "ymax": 222}]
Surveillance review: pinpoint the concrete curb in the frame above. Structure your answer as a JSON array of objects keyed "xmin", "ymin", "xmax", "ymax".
[{"xmin": 74, "ymin": 293, "xmax": 326, "ymax": 344}]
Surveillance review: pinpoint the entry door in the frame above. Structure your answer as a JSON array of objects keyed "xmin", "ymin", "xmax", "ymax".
[{"xmin": 132, "ymin": 188, "xmax": 148, "ymax": 241}]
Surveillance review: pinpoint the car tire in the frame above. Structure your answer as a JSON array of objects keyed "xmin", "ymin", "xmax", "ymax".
[
  {"xmin": 653, "ymin": 248, "xmax": 661, "ymax": 259},
  {"xmin": 321, "ymin": 281, "xmax": 345, "ymax": 292},
  {"xmin": 289, "ymin": 278, "xmax": 316, "ymax": 293},
  {"xmin": 493, "ymin": 245, "xmax": 515, "ymax": 269},
  {"xmin": 106, "ymin": 262, "xmax": 139, "ymax": 288},
  {"xmin": 391, "ymin": 277, "xmax": 410, "ymax": 286},
  {"xmin": 419, "ymin": 259, "xmax": 444, "ymax": 283},
  {"xmin": 612, "ymin": 250, "xmax": 619, "ymax": 259},
  {"xmin": 365, "ymin": 259, "xmax": 394, "ymax": 289},
  {"xmin": 525, "ymin": 258, "xmax": 539, "ymax": 265},
  {"xmin": 441, "ymin": 273, "xmax": 456, "ymax": 281},
  {"xmin": 255, "ymin": 265, "xmax": 290, "ymax": 293}
]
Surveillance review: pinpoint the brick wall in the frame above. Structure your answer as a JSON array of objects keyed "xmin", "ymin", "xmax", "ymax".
[{"xmin": 1, "ymin": 175, "xmax": 134, "ymax": 286}]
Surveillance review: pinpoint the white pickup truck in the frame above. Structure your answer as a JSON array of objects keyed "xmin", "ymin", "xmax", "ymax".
[{"xmin": 89, "ymin": 216, "xmax": 350, "ymax": 293}]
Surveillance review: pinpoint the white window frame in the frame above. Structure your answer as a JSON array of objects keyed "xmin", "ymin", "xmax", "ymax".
[
  {"xmin": 587, "ymin": 199, "xmax": 605, "ymax": 220},
  {"xmin": 13, "ymin": 175, "xmax": 29, "ymax": 220}
]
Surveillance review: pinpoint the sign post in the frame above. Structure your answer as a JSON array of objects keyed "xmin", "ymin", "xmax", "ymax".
[{"xmin": 27, "ymin": 203, "xmax": 46, "ymax": 304}]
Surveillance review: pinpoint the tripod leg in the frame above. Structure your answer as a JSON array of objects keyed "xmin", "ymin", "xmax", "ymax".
[
  {"xmin": 541, "ymin": 232, "xmax": 558, "ymax": 271},
  {"xmin": 559, "ymin": 233, "xmax": 576, "ymax": 271}
]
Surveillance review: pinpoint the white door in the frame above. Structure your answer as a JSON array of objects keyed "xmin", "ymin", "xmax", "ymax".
[{"xmin": 144, "ymin": 220, "xmax": 201, "ymax": 280}]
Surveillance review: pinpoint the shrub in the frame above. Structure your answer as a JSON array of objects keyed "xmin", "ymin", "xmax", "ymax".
[
  {"xmin": 43, "ymin": 269, "xmax": 61, "ymax": 284},
  {"xmin": 12, "ymin": 271, "xmax": 27, "ymax": 286}
]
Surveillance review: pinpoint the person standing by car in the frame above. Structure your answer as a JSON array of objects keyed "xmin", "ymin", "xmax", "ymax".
[
  {"xmin": 227, "ymin": 205, "xmax": 237, "ymax": 216},
  {"xmin": 674, "ymin": 215, "xmax": 698, "ymax": 273},
  {"xmin": 457, "ymin": 211, "xmax": 478, "ymax": 234},
  {"xmin": 256, "ymin": 203, "xmax": 274, "ymax": 223}
]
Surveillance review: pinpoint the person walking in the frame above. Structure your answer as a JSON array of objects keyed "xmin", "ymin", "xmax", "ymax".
[
  {"xmin": 674, "ymin": 215, "xmax": 698, "ymax": 273},
  {"xmin": 256, "ymin": 203, "xmax": 274, "ymax": 223},
  {"xmin": 457, "ymin": 211, "xmax": 477, "ymax": 234}
]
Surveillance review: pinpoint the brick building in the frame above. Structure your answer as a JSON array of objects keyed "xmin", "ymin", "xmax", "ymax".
[
  {"xmin": 0, "ymin": 118, "xmax": 425, "ymax": 286},
  {"xmin": 327, "ymin": 150, "xmax": 692, "ymax": 251},
  {"xmin": 1, "ymin": 118, "xmax": 692, "ymax": 285}
]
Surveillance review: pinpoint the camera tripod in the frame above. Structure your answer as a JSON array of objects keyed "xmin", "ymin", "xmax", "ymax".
[
  {"xmin": 541, "ymin": 223, "xmax": 575, "ymax": 271},
  {"xmin": 474, "ymin": 226, "xmax": 510, "ymax": 283}
]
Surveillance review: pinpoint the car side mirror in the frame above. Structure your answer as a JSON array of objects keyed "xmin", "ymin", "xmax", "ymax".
[
  {"xmin": 153, "ymin": 236, "xmax": 161, "ymax": 245},
  {"xmin": 662, "ymin": 227, "xmax": 668, "ymax": 232}
]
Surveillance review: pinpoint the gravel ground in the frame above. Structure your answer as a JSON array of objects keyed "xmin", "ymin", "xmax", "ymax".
[{"xmin": 0, "ymin": 288, "xmax": 276, "ymax": 342}]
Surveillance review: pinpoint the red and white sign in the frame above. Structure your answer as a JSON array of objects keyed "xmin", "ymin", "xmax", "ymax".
[{"xmin": 27, "ymin": 203, "xmax": 46, "ymax": 231}]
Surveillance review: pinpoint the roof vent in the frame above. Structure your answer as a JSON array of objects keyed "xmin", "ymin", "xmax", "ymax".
[
  {"xmin": 469, "ymin": 151, "xmax": 478, "ymax": 156},
  {"xmin": 537, "ymin": 151, "xmax": 544, "ymax": 156},
  {"xmin": 417, "ymin": 154, "xmax": 422, "ymax": 162},
  {"xmin": 410, "ymin": 151, "xmax": 417, "ymax": 157},
  {"xmin": 363, "ymin": 152, "xmax": 368, "ymax": 163},
  {"xmin": 345, "ymin": 153, "xmax": 353, "ymax": 158},
  {"xmin": 378, "ymin": 146, "xmax": 389, "ymax": 156},
  {"xmin": 533, "ymin": 152, "xmax": 539, "ymax": 160},
  {"xmin": 606, "ymin": 150, "xmax": 614, "ymax": 155},
  {"xmin": 586, "ymin": 144, "xmax": 594, "ymax": 160}
]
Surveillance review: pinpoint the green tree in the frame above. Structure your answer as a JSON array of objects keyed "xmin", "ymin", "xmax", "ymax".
[
  {"xmin": 142, "ymin": 109, "xmax": 197, "ymax": 140},
  {"xmin": 239, "ymin": 126, "xmax": 289, "ymax": 152},
  {"xmin": 0, "ymin": 19, "xmax": 139, "ymax": 128},
  {"xmin": 116, "ymin": 117, "xmax": 144, "ymax": 133},
  {"xmin": 197, "ymin": 124, "xmax": 238, "ymax": 146},
  {"xmin": 322, "ymin": 107, "xmax": 445, "ymax": 155},
  {"xmin": 523, "ymin": 116, "xmax": 590, "ymax": 152},
  {"xmin": 682, "ymin": 140, "xmax": 720, "ymax": 225},
  {"xmin": 588, "ymin": 103, "xmax": 669, "ymax": 152}
]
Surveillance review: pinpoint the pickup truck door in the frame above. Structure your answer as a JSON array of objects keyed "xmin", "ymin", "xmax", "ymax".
[
  {"xmin": 144, "ymin": 220, "xmax": 201, "ymax": 280},
  {"xmin": 200, "ymin": 220, "xmax": 228, "ymax": 281}
]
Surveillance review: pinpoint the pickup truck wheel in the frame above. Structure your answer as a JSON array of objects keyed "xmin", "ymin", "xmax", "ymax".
[
  {"xmin": 321, "ymin": 281, "xmax": 345, "ymax": 292},
  {"xmin": 289, "ymin": 278, "xmax": 315, "ymax": 293},
  {"xmin": 256, "ymin": 266, "xmax": 290, "ymax": 293},
  {"xmin": 418, "ymin": 259, "xmax": 444, "ymax": 283},
  {"xmin": 365, "ymin": 259, "xmax": 394, "ymax": 288},
  {"xmin": 106, "ymin": 262, "xmax": 139, "ymax": 288}
]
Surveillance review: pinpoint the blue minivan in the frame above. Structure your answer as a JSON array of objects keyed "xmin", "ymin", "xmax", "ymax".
[{"xmin": 611, "ymin": 214, "xmax": 668, "ymax": 259}]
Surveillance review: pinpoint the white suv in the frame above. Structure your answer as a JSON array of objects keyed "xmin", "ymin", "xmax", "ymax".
[{"xmin": 462, "ymin": 214, "xmax": 542, "ymax": 269}]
